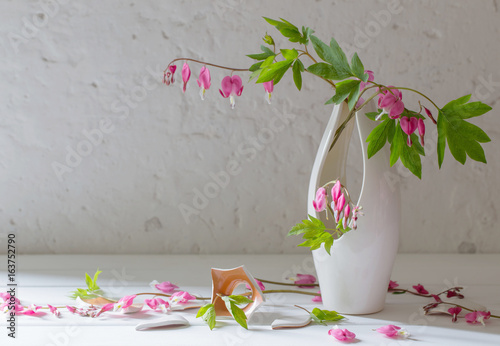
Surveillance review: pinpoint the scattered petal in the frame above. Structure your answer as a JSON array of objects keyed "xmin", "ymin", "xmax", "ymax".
[{"xmin": 329, "ymin": 326, "xmax": 356, "ymax": 341}]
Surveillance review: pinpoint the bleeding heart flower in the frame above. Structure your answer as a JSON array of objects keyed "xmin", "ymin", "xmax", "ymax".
[
  {"xmin": 412, "ymin": 284, "xmax": 429, "ymax": 295},
  {"xmin": 448, "ymin": 306, "xmax": 462, "ymax": 323},
  {"xmin": 313, "ymin": 187, "xmax": 327, "ymax": 212},
  {"xmin": 400, "ymin": 116, "xmax": 418, "ymax": 146},
  {"xmin": 431, "ymin": 294, "xmax": 442, "ymax": 303},
  {"xmin": 114, "ymin": 295, "xmax": 137, "ymax": 312},
  {"xmin": 417, "ymin": 118, "xmax": 425, "ymax": 146},
  {"xmin": 181, "ymin": 62, "xmax": 191, "ymax": 93},
  {"xmin": 293, "ymin": 274, "xmax": 317, "ymax": 288},
  {"xmin": 66, "ymin": 305, "xmax": 77, "ymax": 314},
  {"xmin": 356, "ymin": 70, "xmax": 375, "ymax": 108},
  {"xmin": 343, "ymin": 204, "xmax": 351, "ymax": 229},
  {"xmin": 376, "ymin": 324, "xmax": 409, "ymax": 338},
  {"xmin": 150, "ymin": 280, "xmax": 179, "ymax": 294},
  {"xmin": 94, "ymin": 303, "xmax": 115, "ymax": 317},
  {"xmin": 245, "ymin": 279, "xmax": 266, "ymax": 291},
  {"xmin": 331, "ymin": 181, "xmax": 342, "ymax": 208},
  {"xmin": 351, "ymin": 206, "xmax": 363, "ymax": 230},
  {"xmin": 329, "ymin": 326, "xmax": 356, "ymax": 341},
  {"xmin": 263, "ymin": 80, "xmax": 274, "ymax": 104},
  {"xmin": 145, "ymin": 297, "xmax": 169, "ymax": 311},
  {"xmin": 377, "ymin": 87, "xmax": 404, "ymax": 119},
  {"xmin": 446, "ymin": 290, "xmax": 464, "ymax": 299},
  {"xmin": 164, "ymin": 65, "xmax": 177, "ymax": 85},
  {"xmin": 465, "ymin": 311, "xmax": 491, "ymax": 325},
  {"xmin": 312, "ymin": 291, "xmax": 322, "ymax": 302},
  {"xmin": 219, "ymin": 75, "xmax": 244, "ymax": 109},
  {"xmin": 388, "ymin": 280, "xmax": 399, "ymax": 290},
  {"xmin": 48, "ymin": 304, "xmax": 61, "ymax": 317},
  {"xmin": 197, "ymin": 66, "xmax": 211, "ymax": 100},
  {"xmin": 170, "ymin": 291, "xmax": 196, "ymax": 305},
  {"xmin": 335, "ymin": 193, "xmax": 346, "ymax": 223}
]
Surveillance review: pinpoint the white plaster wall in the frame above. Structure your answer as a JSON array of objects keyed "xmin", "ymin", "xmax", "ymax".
[{"xmin": 0, "ymin": 0, "xmax": 499, "ymax": 254}]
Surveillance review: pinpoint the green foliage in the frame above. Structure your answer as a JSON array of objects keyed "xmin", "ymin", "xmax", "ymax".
[
  {"xmin": 327, "ymin": 80, "xmax": 361, "ymax": 110},
  {"xmin": 256, "ymin": 60, "xmax": 293, "ymax": 84},
  {"xmin": 69, "ymin": 269, "xmax": 103, "ymax": 300},
  {"xmin": 309, "ymin": 35, "xmax": 352, "ymax": 80},
  {"xmin": 310, "ymin": 308, "xmax": 345, "ymax": 325},
  {"xmin": 292, "ymin": 59, "xmax": 304, "ymax": 90},
  {"xmin": 366, "ymin": 118, "xmax": 396, "ymax": 159},
  {"xmin": 221, "ymin": 295, "xmax": 253, "ymax": 329},
  {"xmin": 390, "ymin": 124, "xmax": 425, "ymax": 179},
  {"xmin": 262, "ymin": 33, "xmax": 275, "ymax": 46},
  {"xmin": 196, "ymin": 304, "xmax": 216, "ymax": 330},
  {"xmin": 437, "ymin": 95, "xmax": 491, "ymax": 168},
  {"xmin": 246, "ymin": 45, "xmax": 275, "ymax": 60},
  {"xmin": 263, "ymin": 17, "xmax": 314, "ymax": 45}
]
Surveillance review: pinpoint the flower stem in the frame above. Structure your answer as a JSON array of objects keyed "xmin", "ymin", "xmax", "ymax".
[
  {"xmin": 436, "ymin": 302, "xmax": 500, "ymax": 319},
  {"xmin": 256, "ymin": 278, "xmax": 319, "ymax": 287},
  {"xmin": 262, "ymin": 289, "xmax": 320, "ymax": 296},
  {"xmin": 165, "ymin": 58, "xmax": 248, "ymax": 73}
]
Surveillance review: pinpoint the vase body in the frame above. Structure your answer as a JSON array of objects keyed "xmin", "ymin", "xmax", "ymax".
[{"xmin": 307, "ymin": 101, "xmax": 401, "ymax": 314}]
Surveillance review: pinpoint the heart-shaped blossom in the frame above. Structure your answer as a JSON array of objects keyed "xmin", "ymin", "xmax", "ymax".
[
  {"xmin": 263, "ymin": 80, "xmax": 274, "ymax": 104},
  {"xmin": 376, "ymin": 324, "xmax": 409, "ymax": 338},
  {"xmin": 331, "ymin": 181, "xmax": 342, "ymax": 208},
  {"xmin": 145, "ymin": 297, "xmax": 169, "ymax": 313},
  {"xmin": 335, "ymin": 193, "xmax": 346, "ymax": 223},
  {"xmin": 164, "ymin": 65, "xmax": 177, "ymax": 85},
  {"xmin": 465, "ymin": 311, "xmax": 491, "ymax": 325},
  {"xmin": 114, "ymin": 294, "xmax": 137, "ymax": 312},
  {"xmin": 388, "ymin": 280, "xmax": 399, "ymax": 290},
  {"xmin": 356, "ymin": 70, "xmax": 375, "ymax": 108},
  {"xmin": 377, "ymin": 87, "xmax": 404, "ymax": 119},
  {"xmin": 245, "ymin": 279, "xmax": 266, "ymax": 291},
  {"xmin": 293, "ymin": 274, "xmax": 317, "ymax": 288},
  {"xmin": 219, "ymin": 75, "xmax": 244, "ymax": 109},
  {"xmin": 400, "ymin": 116, "xmax": 418, "ymax": 146},
  {"xmin": 47, "ymin": 304, "xmax": 61, "ymax": 317},
  {"xmin": 150, "ymin": 280, "xmax": 179, "ymax": 294},
  {"xmin": 329, "ymin": 326, "xmax": 356, "ymax": 341},
  {"xmin": 94, "ymin": 303, "xmax": 115, "ymax": 318},
  {"xmin": 197, "ymin": 66, "xmax": 211, "ymax": 100},
  {"xmin": 170, "ymin": 291, "xmax": 196, "ymax": 305},
  {"xmin": 313, "ymin": 187, "xmax": 327, "ymax": 212},
  {"xmin": 181, "ymin": 62, "xmax": 191, "ymax": 93},
  {"xmin": 312, "ymin": 290, "xmax": 322, "ymax": 302},
  {"xmin": 412, "ymin": 284, "xmax": 429, "ymax": 295},
  {"xmin": 448, "ymin": 306, "xmax": 462, "ymax": 323},
  {"xmin": 343, "ymin": 204, "xmax": 351, "ymax": 229},
  {"xmin": 446, "ymin": 290, "xmax": 464, "ymax": 299},
  {"xmin": 66, "ymin": 305, "xmax": 77, "ymax": 314}
]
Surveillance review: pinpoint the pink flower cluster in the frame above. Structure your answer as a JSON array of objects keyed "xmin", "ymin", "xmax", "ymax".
[
  {"xmin": 312, "ymin": 181, "xmax": 362, "ymax": 229},
  {"xmin": 164, "ymin": 63, "xmax": 274, "ymax": 108}
]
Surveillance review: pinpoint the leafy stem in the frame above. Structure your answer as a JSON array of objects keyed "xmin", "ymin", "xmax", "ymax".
[{"xmin": 164, "ymin": 58, "xmax": 249, "ymax": 73}]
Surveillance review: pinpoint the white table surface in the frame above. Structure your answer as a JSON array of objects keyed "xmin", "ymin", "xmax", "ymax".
[{"xmin": 1, "ymin": 254, "xmax": 499, "ymax": 346}]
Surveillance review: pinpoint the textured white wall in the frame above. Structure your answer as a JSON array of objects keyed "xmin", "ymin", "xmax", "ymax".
[{"xmin": 1, "ymin": 0, "xmax": 499, "ymax": 254}]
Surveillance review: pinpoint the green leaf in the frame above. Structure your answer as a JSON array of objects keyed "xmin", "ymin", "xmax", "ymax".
[
  {"xmin": 263, "ymin": 17, "xmax": 308, "ymax": 45},
  {"xmin": 246, "ymin": 45, "xmax": 275, "ymax": 61},
  {"xmin": 347, "ymin": 82, "xmax": 361, "ymax": 110},
  {"xmin": 329, "ymin": 79, "xmax": 361, "ymax": 105},
  {"xmin": 256, "ymin": 60, "xmax": 293, "ymax": 84},
  {"xmin": 85, "ymin": 273, "xmax": 92, "ymax": 290},
  {"xmin": 365, "ymin": 112, "xmax": 380, "ymax": 121},
  {"xmin": 229, "ymin": 301, "xmax": 248, "ymax": 329},
  {"xmin": 366, "ymin": 119, "xmax": 394, "ymax": 159},
  {"xmin": 249, "ymin": 61, "xmax": 263, "ymax": 72},
  {"xmin": 309, "ymin": 35, "xmax": 352, "ymax": 80},
  {"xmin": 311, "ymin": 308, "xmax": 345, "ymax": 324},
  {"xmin": 292, "ymin": 61, "xmax": 303, "ymax": 91},
  {"xmin": 307, "ymin": 63, "xmax": 339, "ymax": 80},
  {"xmin": 196, "ymin": 304, "xmax": 216, "ymax": 330},
  {"xmin": 324, "ymin": 236, "xmax": 333, "ymax": 255},
  {"xmin": 281, "ymin": 48, "xmax": 298, "ymax": 61},
  {"xmin": 392, "ymin": 291, "xmax": 406, "ymax": 295},
  {"xmin": 228, "ymin": 295, "xmax": 253, "ymax": 305},
  {"xmin": 389, "ymin": 124, "xmax": 424, "ymax": 178},
  {"xmin": 437, "ymin": 96, "xmax": 492, "ymax": 167},
  {"xmin": 288, "ymin": 214, "xmax": 325, "ymax": 235},
  {"xmin": 351, "ymin": 53, "xmax": 367, "ymax": 81},
  {"xmin": 309, "ymin": 312, "xmax": 326, "ymax": 326},
  {"xmin": 92, "ymin": 270, "xmax": 102, "ymax": 290}
]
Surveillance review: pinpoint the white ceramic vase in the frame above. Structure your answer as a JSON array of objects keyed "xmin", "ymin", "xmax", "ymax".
[{"xmin": 307, "ymin": 100, "xmax": 401, "ymax": 314}]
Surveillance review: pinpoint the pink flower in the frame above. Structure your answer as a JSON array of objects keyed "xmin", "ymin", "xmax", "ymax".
[
  {"xmin": 312, "ymin": 291, "xmax": 322, "ymax": 302},
  {"xmin": 263, "ymin": 80, "xmax": 274, "ymax": 104},
  {"xmin": 114, "ymin": 294, "xmax": 137, "ymax": 311},
  {"xmin": 356, "ymin": 70, "xmax": 375, "ymax": 108},
  {"xmin": 351, "ymin": 206, "xmax": 362, "ymax": 230},
  {"xmin": 412, "ymin": 284, "xmax": 429, "ymax": 295},
  {"xmin": 376, "ymin": 324, "xmax": 409, "ymax": 338},
  {"xmin": 150, "ymin": 280, "xmax": 179, "ymax": 294},
  {"xmin": 245, "ymin": 279, "xmax": 265, "ymax": 291},
  {"xmin": 400, "ymin": 116, "xmax": 418, "ymax": 146},
  {"xmin": 294, "ymin": 274, "xmax": 317, "ymax": 288},
  {"xmin": 164, "ymin": 65, "xmax": 177, "ymax": 85},
  {"xmin": 21, "ymin": 304, "xmax": 42, "ymax": 315},
  {"xmin": 417, "ymin": 118, "xmax": 425, "ymax": 146},
  {"xmin": 377, "ymin": 87, "xmax": 404, "ymax": 119},
  {"xmin": 144, "ymin": 297, "xmax": 169, "ymax": 312},
  {"xmin": 48, "ymin": 304, "xmax": 61, "ymax": 317},
  {"xmin": 329, "ymin": 327, "xmax": 356, "ymax": 341},
  {"xmin": 331, "ymin": 181, "xmax": 342, "ymax": 208},
  {"xmin": 388, "ymin": 280, "xmax": 399, "ymax": 290},
  {"xmin": 446, "ymin": 290, "xmax": 464, "ymax": 299},
  {"xmin": 448, "ymin": 306, "xmax": 462, "ymax": 323},
  {"xmin": 94, "ymin": 303, "xmax": 114, "ymax": 317},
  {"xmin": 181, "ymin": 62, "xmax": 191, "ymax": 93},
  {"xmin": 66, "ymin": 305, "xmax": 77, "ymax": 314},
  {"xmin": 170, "ymin": 291, "xmax": 196, "ymax": 305},
  {"xmin": 197, "ymin": 66, "xmax": 211, "ymax": 100},
  {"xmin": 431, "ymin": 294, "xmax": 442, "ymax": 303},
  {"xmin": 465, "ymin": 311, "xmax": 491, "ymax": 325},
  {"xmin": 343, "ymin": 204, "xmax": 351, "ymax": 229},
  {"xmin": 0, "ymin": 292, "xmax": 20, "ymax": 304},
  {"xmin": 219, "ymin": 75, "xmax": 244, "ymax": 109},
  {"xmin": 335, "ymin": 193, "xmax": 345, "ymax": 223},
  {"xmin": 313, "ymin": 187, "xmax": 327, "ymax": 213}
]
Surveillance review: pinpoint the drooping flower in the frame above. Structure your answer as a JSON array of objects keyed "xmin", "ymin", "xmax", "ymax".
[
  {"xmin": 293, "ymin": 274, "xmax": 317, "ymax": 288},
  {"xmin": 431, "ymin": 294, "xmax": 442, "ymax": 303},
  {"xmin": 329, "ymin": 326, "xmax": 356, "ymax": 341},
  {"xmin": 219, "ymin": 75, "xmax": 244, "ymax": 109},
  {"xmin": 149, "ymin": 280, "xmax": 179, "ymax": 294},
  {"xmin": 114, "ymin": 294, "xmax": 137, "ymax": 312},
  {"xmin": 343, "ymin": 204, "xmax": 351, "ymax": 229},
  {"xmin": 400, "ymin": 116, "xmax": 418, "ymax": 146},
  {"xmin": 377, "ymin": 87, "xmax": 404, "ymax": 119},
  {"xmin": 376, "ymin": 324, "xmax": 409, "ymax": 338},
  {"xmin": 417, "ymin": 118, "xmax": 425, "ymax": 146},
  {"xmin": 331, "ymin": 181, "xmax": 342, "ymax": 208},
  {"xmin": 263, "ymin": 80, "xmax": 274, "ymax": 104},
  {"xmin": 412, "ymin": 284, "xmax": 429, "ymax": 295},
  {"xmin": 465, "ymin": 311, "xmax": 491, "ymax": 325},
  {"xmin": 48, "ymin": 304, "xmax": 61, "ymax": 317},
  {"xmin": 448, "ymin": 306, "xmax": 462, "ymax": 323},
  {"xmin": 0, "ymin": 292, "xmax": 20, "ymax": 304},
  {"xmin": 169, "ymin": 291, "xmax": 196, "ymax": 305},
  {"xmin": 388, "ymin": 280, "xmax": 399, "ymax": 290},
  {"xmin": 164, "ymin": 65, "xmax": 177, "ymax": 85},
  {"xmin": 197, "ymin": 66, "xmax": 211, "ymax": 100},
  {"xmin": 21, "ymin": 304, "xmax": 41, "ymax": 315},
  {"xmin": 245, "ymin": 279, "xmax": 266, "ymax": 291},
  {"xmin": 351, "ymin": 206, "xmax": 363, "ymax": 230},
  {"xmin": 446, "ymin": 290, "xmax": 464, "ymax": 299},
  {"xmin": 94, "ymin": 303, "xmax": 114, "ymax": 318},
  {"xmin": 145, "ymin": 297, "xmax": 169, "ymax": 312},
  {"xmin": 313, "ymin": 187, "xmax": 327, "ymax": 212},
  {"xmin": 335, "ymin": 193, "xmax": 346, "ymax": 223},
  {"xmin": 181, "ymin": 62, "xmax": 191, "ymax": 93},
  {"xmin": 66, "ymin": 305, "xmax": 77, "ymax": 314},
  {"xmin": 312, "ymin": 291, "xmax": 322, "ymax": 302},
  {"xmin": 356, "ymin": 70, "xmax": 375, "ymax": 108}
]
